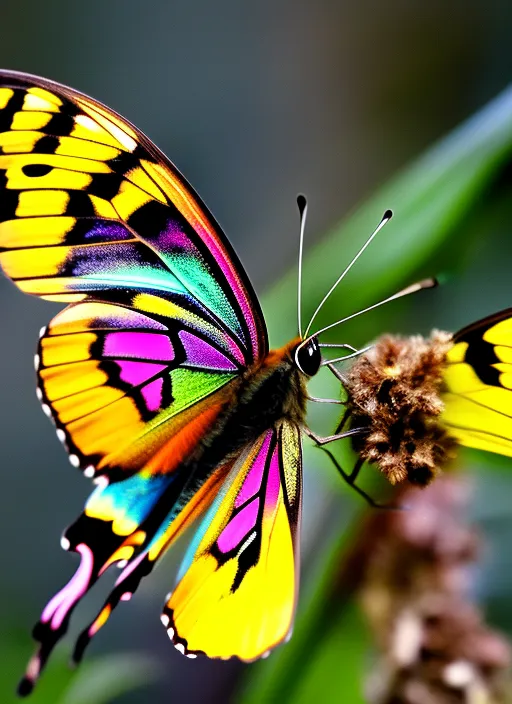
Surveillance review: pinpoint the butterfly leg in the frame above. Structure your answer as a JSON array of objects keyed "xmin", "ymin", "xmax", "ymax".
[
  {"xmin": 307, "ymin": 394, "xmax": 345, "ymax": 404},
  {"xmin": 319, "ymin": 449, "xmax": 371, "ymax": 506},
  {"xmin": 334, "ymin": 407, "xmax": 352, "ymax": 435},
  {"xmin": 319, "ymin": 448, "xmax": 396, "ymax": 510},
  {"xmin": 303, "ymin": 426, "xmax": 366, "ymax": 446},
  {"xmin": 326, "ymin": 362, "xmax": 348, "ymax": 386}
]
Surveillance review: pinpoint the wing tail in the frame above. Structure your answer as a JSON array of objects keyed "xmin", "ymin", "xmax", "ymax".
[{"xmin": 69, "ymin": 462, "xmax": 230, "ymax": 667}]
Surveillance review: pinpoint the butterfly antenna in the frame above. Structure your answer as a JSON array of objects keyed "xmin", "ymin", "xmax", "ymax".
[
  {"xmin": 304, "ymin": 209, "xmax": 393, "ymax": 338},
  {"xmin": 302, "ymin": 278, "xmax": 437, "ymax": 347},
  {"xmin": 297, "ymin": 195, "xmax": 308, "ymax": 337}
]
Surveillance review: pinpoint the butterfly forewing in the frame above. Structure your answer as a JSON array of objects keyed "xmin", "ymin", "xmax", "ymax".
[
  {"xmin": 0, "ymin": 70, "xmax": 268, "ymax": 480},
  {"xmin": 0, "ymin": 70, "xmax": 267, "ymax": 362}
]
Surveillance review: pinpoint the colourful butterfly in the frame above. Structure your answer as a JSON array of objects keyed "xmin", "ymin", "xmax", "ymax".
[
  {"xmin": 0, "ymin": 70, "xmax": 390, "ymax": 696},
  {"xmin": 3, "ymin": 70, "xmax": 507, "ymax": 698}
]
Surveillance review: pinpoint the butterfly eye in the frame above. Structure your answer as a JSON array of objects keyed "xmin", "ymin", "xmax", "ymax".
[{"xmin": 295, "ymin": 338, "xmax": 321, "ymax": 376}]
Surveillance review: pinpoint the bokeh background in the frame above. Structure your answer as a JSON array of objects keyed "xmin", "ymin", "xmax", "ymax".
[{"xmin": 1, "ymin": 1, "xmax": 512, "ymax": 702}]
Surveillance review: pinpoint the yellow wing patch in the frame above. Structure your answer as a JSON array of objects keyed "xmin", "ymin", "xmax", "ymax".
[{"xmin": 442, "ymin": 309, "xmax": 512, "ymax": 457}]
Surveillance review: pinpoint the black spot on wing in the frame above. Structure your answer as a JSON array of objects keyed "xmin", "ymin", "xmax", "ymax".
[
  {"xmin": 44, "ymin": 112, "xmax": 76, "ymax": 137},
  {"xmin": 108, "ymin": 149, "xmax": 143, "ymax": 176},
  {"xmin": 88, "ymin": 172, "xmax": 121, "ymax": 201},
  {"xmin": 457, "ymin": 326, "xmax": 502, "ymax": 387},
  {"xmin": 231, "ymin": 534, "xmax": 260, "ymax": 592},
  {"xmin": 36, "ymin": 135, "xmax": 60, "ymax": 154},
  {"xmin": 0, "ymin": 189, "xmax": 19, "ymax": 224},
  {"xmin": 127, "ymin": 199, "xmax": 169, "ymax": 239},
  {"xmin": 22, "ymin": 163, "xmax": 53, "ymax": 177},
  {"xmin": 65, "ymin": 190, "xmax": 96, "ymax": 217}
]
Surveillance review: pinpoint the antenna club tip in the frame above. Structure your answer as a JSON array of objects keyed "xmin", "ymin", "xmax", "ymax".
[
  {"xmin": 297, "ymin": 194, "xmax": 307, "ymax": 212},
  {"xmin": 383, "ymin": 208, "xmax": 393, "ymax": 220},
  {"xmin": 422, "ymin": 277, "xmax": 438, "ymax": 289}
]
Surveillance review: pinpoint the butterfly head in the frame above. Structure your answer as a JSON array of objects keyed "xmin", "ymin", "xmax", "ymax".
[{"xmin": 294, "ymin": 337, "xmax": 321, "ymax": 376}]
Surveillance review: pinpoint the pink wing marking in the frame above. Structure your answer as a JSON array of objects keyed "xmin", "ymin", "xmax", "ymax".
[
  {"xmin": 117, "ymin": 360, "xmax": 167, "ymax": 386},
  {"xmin": 179, "ymin": 330, "xmax": 238, "ymax": 372},
  {"xmin": 114, "ymin": 550, "xmax": 147, "ymax": 587},
  {"xmin": 234, "ymin": 433, "xmax": 271, "ymax": 508},
  {"xmin": 141, "ymin": 377, "xmax": 164, "ymax": 412},
  {"xmin": 226, "ymin": 336, "xmax": 246, "ymax": 366},
  {"xmin": 264, "ymin": 445, "xmax": 281, "ymax": 512},
  {"xmin": 40, "ymin": 544, "xmax": 93, "ymax": 631},
  {"xmin": 103, "ymin": 332, "xmax": 174, "ymax": 361},
  {"xmin": 216, "ymin": 497, "xmax": 260, "ymax": 553}
]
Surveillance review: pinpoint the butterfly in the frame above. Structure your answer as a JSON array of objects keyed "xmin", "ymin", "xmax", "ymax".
[
  {"xmin": 329, "ymin": 310, "xmax": 512, "ymax": 494},
  {"xmin": 1, "ymin": 70, "xmax": 415, "ymax": 696}
]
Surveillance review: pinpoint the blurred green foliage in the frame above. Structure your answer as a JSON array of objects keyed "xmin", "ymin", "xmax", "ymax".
[
  {"xmin": 0, "ymin": 620, "xmax": 159, "ymax": 704},
  {"xmin": 241, "ymin": 82, "xmax": 512, "ymax": 703}
]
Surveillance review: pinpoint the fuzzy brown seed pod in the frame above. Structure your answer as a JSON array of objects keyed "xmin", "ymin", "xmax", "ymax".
[{"xmin": 343, "ymin": 332, "xmax": 458, "ymax": 486}]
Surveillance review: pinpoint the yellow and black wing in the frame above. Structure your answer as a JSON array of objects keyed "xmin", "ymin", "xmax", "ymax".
[
  {"xmin": 442, "ymin": 309, "xmax": 512, "ymax": 456},
  {"xmin": 163, "ymin": 421, "xmax": 302, "ymax": 661}
]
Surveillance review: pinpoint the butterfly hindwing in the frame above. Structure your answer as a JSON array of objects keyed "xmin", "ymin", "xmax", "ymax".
[
  {"xmin": 163, "ymin": 420, "xmax": 303, "ymax": 661},
  {"xmin": 442, "ymin": 308, "xmax": 512, "ymax": 456},
  {"xmin": 37, "ymin": 297, "xmax": 240, "ymax": 479}
]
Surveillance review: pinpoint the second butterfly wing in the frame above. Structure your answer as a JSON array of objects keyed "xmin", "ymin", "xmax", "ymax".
[{"xmin": 442, "ymin": 308, "xmax": 512, "ymax": 456}]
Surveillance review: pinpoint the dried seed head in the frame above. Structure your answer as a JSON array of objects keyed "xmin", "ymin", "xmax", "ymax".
[
  {"xmin": 360, "ymin": 477, "xmax": 511, "ymax": 704},
  {"xmin": 344, "ymin": 332, "xmax": 457, "ymax": 486}
]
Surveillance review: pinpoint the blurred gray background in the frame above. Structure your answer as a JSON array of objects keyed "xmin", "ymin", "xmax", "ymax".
[{"xmin": 2, "ymin": 1, "xmax": 512, "ymax": 702}]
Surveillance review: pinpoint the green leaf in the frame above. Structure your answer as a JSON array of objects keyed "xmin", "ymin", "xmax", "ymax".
[
  {"xmin": 242, "ymin": 83, "xmax": 512, "ymax": 703},
  {"xmin": 263, "ymin": 84, "xmax": 512, "ymax": 347}
]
